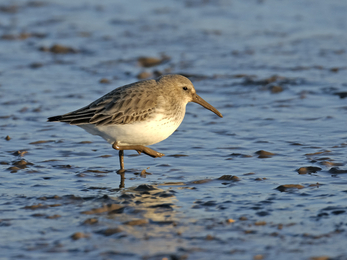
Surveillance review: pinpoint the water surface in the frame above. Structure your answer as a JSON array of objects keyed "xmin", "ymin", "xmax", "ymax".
[{"xmin": 1, "ymin": 0, "xmax": 347, "ymax": 259}]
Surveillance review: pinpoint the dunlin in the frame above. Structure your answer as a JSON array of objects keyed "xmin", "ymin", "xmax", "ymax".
[{"xmin": 48, "ymin": 74, "xmax": 223, "ymax": 171}]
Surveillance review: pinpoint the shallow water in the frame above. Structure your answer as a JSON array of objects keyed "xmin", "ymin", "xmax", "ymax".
[{"xmin": 1, "ymin": 0, "xmax": 347, "ymax": 259}]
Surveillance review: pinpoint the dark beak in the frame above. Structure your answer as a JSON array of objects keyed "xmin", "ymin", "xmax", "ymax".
[{"xmin": 192, "ymin": 94, "xmax": 223, "ymax": 118}]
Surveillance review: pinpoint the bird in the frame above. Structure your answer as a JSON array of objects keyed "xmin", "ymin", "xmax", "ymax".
[{"xmin": 48, "ymin": 74, "xmax": 223, "ymax": 171}]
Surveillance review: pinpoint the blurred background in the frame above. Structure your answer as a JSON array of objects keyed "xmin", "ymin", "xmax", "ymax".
[{"xmin": 0, "ymin": 0, "xmax": 347, "ymax": 259}]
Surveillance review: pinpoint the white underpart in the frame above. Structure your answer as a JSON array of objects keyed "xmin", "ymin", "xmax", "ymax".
[{"xmin": 78, "ymin": 108, "xmax": 185, "ymax": 146}]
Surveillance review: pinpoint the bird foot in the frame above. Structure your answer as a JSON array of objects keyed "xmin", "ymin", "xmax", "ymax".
[{"xmin": 112, "ymin": 143, "xmax": 164, "ymax": 158}]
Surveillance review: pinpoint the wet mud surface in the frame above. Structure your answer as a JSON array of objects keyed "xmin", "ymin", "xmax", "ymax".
[{"xmin": 1, "ymin": 0, "xmax": 347, "ymax": 259}]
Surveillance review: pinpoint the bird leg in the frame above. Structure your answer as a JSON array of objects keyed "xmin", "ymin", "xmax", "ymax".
[
  {"xmin": 118, "ymin": 171, "xmax": 125, "ymax": 189},
  {"xmin": 112, "ymin": 143, "xmax": 165, "ymax": 158},
  {"xmin": 119, "ymin": 150, "xmax": 125, "ymax": 170}
]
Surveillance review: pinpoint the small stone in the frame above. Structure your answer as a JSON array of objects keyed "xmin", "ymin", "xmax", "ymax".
[
  {"xmin": 226, "ymin": 218, "xmax": 235, "ymax": 223},
  {"xmin": 137, "ymin": 71, "xmax": 152, "ymax": 79},
  {"xmin": 254, "ymin": 177, "xmax": 267, "ymax": 181},
  {"xmin": 99, "ymin": 78, "xmax": 110, "ymax": 84},
  {"xmin": 46, "ymin": 214, "xmax": 61, "ymax": 219},
  {"xmin": 71, "ymin": 232, "xmax": 88, "ymax": 240},
  {"xmin": 5, "ymin": 135, "xmax": 11, "ymax": 141},
  {"xmin": 83, "ymin": 218, "xmax": 98, "ymax": 225},
  {"xmin": 191, "ymin": 179, "xmax": 213, "ymax": 184},
  {"xmin": 310, "ymin": 256, "xmax": 330, "ymax": 260},
  {"xmin": 134, "ymin": 184, "xmax": 158, "ymax": 191},
  {"xmin": 254, "ymin": 255, "xmax": 264, "ymax": 260},
  {"xmin": 328, "ymin": 167, "xmax": 347, "ymax": 174},
  {"xmin": 270, "ymin": 85, "xmax": 283, "ymax": 93},
  {"xmin": 255, "ymin": 150, "xmax": 275, "ymax": 158},
  {"xmin": 297, "ymin": 166, "xmax": 322, "ymax": 174},
  {"xmin": 13, "ymin": 151, "xmax": 28, "ymax": 157},
  {"xmin": 39, "ymin": 44, "xmax": 78, "ymax": 54},
  {"xmin": 218, "ymin": 175, "xmax": 240, "ymax": 181},
  {"xmin": 138, "ymin": 57, "xmax": 161, "ymax": 67},
  {"xmin": 138, "ymin": 56, "xmax": 170, "ymax": 67},
  {"xmin": 29, "ymin": 140, "xmax": 54, "ymax": 144},
  {"xmin": 254, "ymin": 221, "xmax": 267, "ymax": 226},
  {"xmin": 13, "ymin": 159, "xmax": 33, "ymax": 168},
  {"xmin": 205, "ymin": 234, "xmax": 214, "ymax": 240},
  {"xmin": 320, "ymin": 161, "xmax": 343, "ymax": 167},
  {"xmin": 276, "ymin": 184, "xmax": 304, "ymax": 192},
  {"xmin": 50, "ymin": 44, "xmax": 78, "ymax": 54},
  {"xmin": 81, "ymin": 204, "xmax": 124, "ymax": 215},
  {"xmin": 305, "ymin": 150, "xmax": 331, "ymax": 156},
  {"xmin": 7, "ymin": 166, "xmax": 20, "ymax": 172},
  {"xmin": 23, "ymin": 204, "xmax": 46, "ymax": 210},
  {"xmin": 99, "ymin": 155, "xmax": 112, "ymax": 158},
  {"xmin": 239, "ymin": 216, "xmax": 248, "ymax": 221},
  {"xmin": 97, "ymin": 227, "xmax": 122, "ymax": 236},
  {"xmin": 123, "ymin": 219, "xmax": 148, "ymax": 226}
]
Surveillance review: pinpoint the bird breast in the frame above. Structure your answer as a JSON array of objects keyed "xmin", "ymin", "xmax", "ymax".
[{"xmin": 79, "ymin": 105, "xmax": 186, "ymax": 146}]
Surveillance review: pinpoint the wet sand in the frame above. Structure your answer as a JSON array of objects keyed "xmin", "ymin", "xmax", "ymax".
[{"xmin": 1, "ymin": 0, "xmax": 347, "ymax": 259}]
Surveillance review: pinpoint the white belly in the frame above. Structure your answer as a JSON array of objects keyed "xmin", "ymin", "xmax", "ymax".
[{"xmin": 78, "ymin": 113, "xmax": 184, "ymax": 146}]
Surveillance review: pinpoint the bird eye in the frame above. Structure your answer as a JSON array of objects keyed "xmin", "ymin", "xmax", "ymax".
[{"xmin": 183, "ymin": 86, "xmax": 188, "ymax": 91}]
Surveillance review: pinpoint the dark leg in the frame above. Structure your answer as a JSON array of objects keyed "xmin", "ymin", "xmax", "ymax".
[
  {"xmin": 117, "ymin": 150, "xmax": 125, "ymax": 174},
  {"xmin": 119, "ymin": 150, "xmax": 124, "ymax": 170},
  {"xmin": 118, "ymin": 171, "xmax": 125, "ymax": 188},
  {"xmin": 112, "ymin": 143, "xmax": 164, "ymax": 158}
]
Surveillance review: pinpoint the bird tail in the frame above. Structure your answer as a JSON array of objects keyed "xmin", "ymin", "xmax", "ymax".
[{"xmin": 47, "ymin": 115, "xmax": 63, "ymax": 122}]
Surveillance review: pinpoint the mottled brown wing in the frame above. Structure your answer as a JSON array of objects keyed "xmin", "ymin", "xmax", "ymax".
[{"xmin": 48, "ymin": 79, "xmax": 158, "ymax": 126}]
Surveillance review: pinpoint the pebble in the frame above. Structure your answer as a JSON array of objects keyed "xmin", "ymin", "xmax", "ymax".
[
  {"xmin": 190, "ymin": 179, "xmax": 213, "ymax": 184},
  {"xmin": 205, "ymin": 234, "xmax": 214, "ymax": 240},
  {"xmin": 276, "ymin": 184, "xmax": 304, "ymax": 192},
  {"xmin": 39, "ymin": 44, "xmax": 78, "ymax": 54},
  {"xmin": 254, "ymin": 221, "xmax": 267, "ymax": 226},
  {"xmin": 255, "ymin": 150, "xmax": 275, "ymax": 158},
  {"xmin": 328, "ymin": 167, "xmax": 347, "ymax": 174},
  {"xmin": 253, "ymin": 255, "xmax": 264, "ymax": 260},
  {"xmin": 218, "ymin": 175, "xmax": 240, "ymax": 181},
  {"xmin": 137, "ymin": 71, "xmax": 152, "ymax": 79},
  {"xmin": 138, "ymin": 55, "xmax": 169, "ymax": 67},
  {"xmin": 270, "ymin": 85, "xmax": 283, "ymax": 93},
  {"xmin": 97, "ymin": 227, "xmax": 122, "ymax": 236},
  {"xmin": 99, "ymin": 78, "xmax": 110, "ymax": 84},
  {"xmin": 124, "ymin": 219, "xmax": 149, "ymax": 226},
  {"xmin": 297, "ymin": 166, "xmax": 322, "ymax": 174},
  {"xmin": 83, "ymin": 218, "xmax": 98, "ymax": 225},
  {"xmin": 71, "ymin": 232, "xmax": 89, "ymax": 240},
  {"xmin": 12, "ymin": 150, "xmax": 28, "ymax": 156},
  {"xmin": 82, "ymin": 204, "xmax": 124, "ymax": 215},
  {"xmin": 310, "ymin": 256, "xmax": 330, "ymax": 260},
  {"xmin": 46, "ymin": 214, "xmax": 61, "ymax": 219}
]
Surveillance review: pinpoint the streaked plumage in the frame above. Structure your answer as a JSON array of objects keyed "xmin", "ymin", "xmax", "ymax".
[{"xmin": 48, "ymin": 74, "xmax": 223, "ymax": 170}]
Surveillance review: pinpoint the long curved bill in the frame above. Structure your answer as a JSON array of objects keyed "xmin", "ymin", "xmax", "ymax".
[{"xmin": 192, "ymin": 94, "xmax": 223, "ymax": 118}]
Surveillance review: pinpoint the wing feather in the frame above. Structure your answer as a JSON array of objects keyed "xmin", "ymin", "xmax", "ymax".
[{"xmin": 47, "ymin": 79, "xmax": 159, "ymax": 126}]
